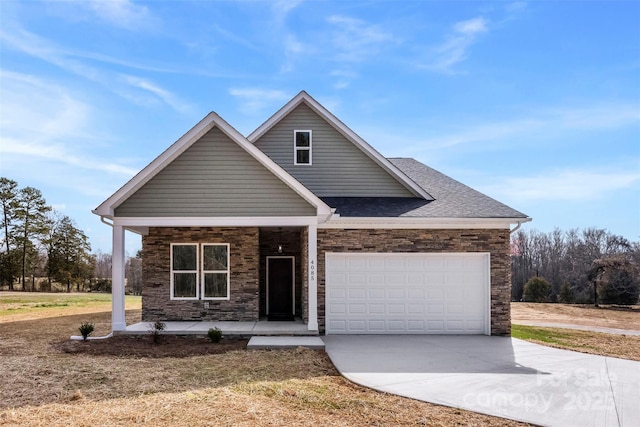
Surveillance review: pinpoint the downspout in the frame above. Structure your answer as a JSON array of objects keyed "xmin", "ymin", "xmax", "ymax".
[
  {"xmin": 510, "ymin": 221, "xmax": 522, "ymax": 234},
  {"xmin": 69, "ymin": 216, "xmax": 116, "ymax": 341}
]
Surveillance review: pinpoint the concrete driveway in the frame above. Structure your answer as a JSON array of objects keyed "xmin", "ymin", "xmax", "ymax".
[{"xmin": 323, "ymin": 335, "xmax": 640, "ymax": 427}]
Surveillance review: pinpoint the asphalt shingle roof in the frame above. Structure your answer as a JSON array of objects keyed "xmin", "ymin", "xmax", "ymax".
[{"xmin": 321, "ymin": 158, "xmax": 528, "ymax": 219}]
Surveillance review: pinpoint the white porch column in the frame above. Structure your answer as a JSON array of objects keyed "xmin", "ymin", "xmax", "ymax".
[
  {"xmin": 307, "ymin": 224, "xmax": 318, "ymax": 331},
  {"xmin": 112, "ymin": 224, "xmax": 126, "ymax": 331}
]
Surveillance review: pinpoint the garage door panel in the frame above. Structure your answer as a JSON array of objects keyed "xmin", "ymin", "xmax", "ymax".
[
  {"xmin": 326, "ymin": 253, "xmax": 490, "ymax": 335},
  {"xmin": 408, "ymin": 303, "xmax": 424, "ymax": 314},
  {"xmin": 369, "ymin": 273, "xmax": 385, "ymax": 284},
  {"xmin": 388, "ymin": 288, "xmax": 405, "ymax": 299},
  {"xmin": 369, "ymin": 303, "xmax": 385, "ymax": 314},
  {"xmin": 348, "ymin": 288, "xmax": 366, "ymax": 299},
  {"xmin": 349, "ymin": 303, "xmax": 366, "ymax": 314}
]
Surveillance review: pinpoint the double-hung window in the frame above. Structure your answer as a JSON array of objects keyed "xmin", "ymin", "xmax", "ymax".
[
  {"xmin": 294, "ymin": 130, "xmax": 312, "ymax": 165},
  {"xmin": 171, "ymin": 243, "xmax": 230, "ymax": 300},
  {"xmin": 202, "ymin": 244, "xmax": 229, "ymax": 299}
]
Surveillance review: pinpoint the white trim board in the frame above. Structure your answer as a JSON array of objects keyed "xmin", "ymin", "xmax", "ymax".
[
  {"xmin": 319, "ymin": 217, "xmax": 531, "ymax": 229},
  {"xmin": 112, "ymin": 216, "xmax": 321, "ymax": 227}
]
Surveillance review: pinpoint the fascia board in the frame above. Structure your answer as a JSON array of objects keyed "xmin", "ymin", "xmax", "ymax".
[
  {"xmin": 319, "ymin": 217, "xmax": 533, "ymax": 229},
  {"xmin": 248, "ymin": 91, "xmax": 434, "ymax": 201},
  {"xmin": 113, "ymin": 216, "xmax": 319, "ymax": 227}
]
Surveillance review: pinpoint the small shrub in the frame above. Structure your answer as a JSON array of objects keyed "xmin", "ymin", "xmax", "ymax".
[
  {"xmin": 600, "ymin": 268, "xmax": 640, "ymax": 305},
  {"xmin": 149, "ymin": 320, "xmax": 166, "ymax": 343},
  {"xmin": 523, "ymin": 276, "xmax": 552, "ymax": 302},
  {"xmin": 208, "ymin": 327, "xmax": 223, "ymax": 343},
  {"xmin": 558, "ymin": 282, "xmax": 574, "ymax": 304},
  {"xmin": 79, "ymin": 322, "xmax": 95, "ymax": 341}
]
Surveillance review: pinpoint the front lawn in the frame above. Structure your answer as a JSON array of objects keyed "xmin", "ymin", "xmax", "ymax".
[
  {"xmin": 0, "ymin": 292, "xmax": 527, "ymax": 426},
  {"xmin": 512, "ymin": 324, "xmax": 640, "ymax": 361}
]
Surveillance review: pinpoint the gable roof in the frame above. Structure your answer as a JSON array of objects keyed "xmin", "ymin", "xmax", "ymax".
[
  {"xmin": 247, "ymin": 91, "xmax": 433, "ymax": 201},
  {"xmin": 93, "ymin": 112, "xmax": 332, "ymax": 218}
]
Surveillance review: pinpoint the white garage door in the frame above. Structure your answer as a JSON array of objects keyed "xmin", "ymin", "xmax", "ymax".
[{"xmin": 325, "ymin": 253, "xmax": 490, "ymax": 335}]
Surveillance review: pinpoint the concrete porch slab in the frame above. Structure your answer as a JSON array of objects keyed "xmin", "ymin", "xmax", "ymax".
[
  {"xmin": 119, "ymin": 320, "xmax": 318, "ymax": 336},
  {"xmin": 247, "ymin": 336, "xmax": 325, "ymax": 350}
]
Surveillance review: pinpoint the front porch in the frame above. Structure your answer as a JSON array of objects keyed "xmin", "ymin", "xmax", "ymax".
[
  {"xmin": 120, "ymin": 319, "xmax": 318, "ymax": 336},
  {"xmin": 108, "ymin": 221, "xmax": 319, "ymax": 334}
]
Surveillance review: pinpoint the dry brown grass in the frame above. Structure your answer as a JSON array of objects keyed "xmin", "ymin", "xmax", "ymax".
[
  {"xmin": 0, "ymin": 300, "xmax": 529, "ymax": 427},
  {"xmin": 512, "ymin": 324, "xmax": 640, "ymax": 362},
  {"xmin": 512, "ymin": 302, "xmax": 640, "ymax": 330}
]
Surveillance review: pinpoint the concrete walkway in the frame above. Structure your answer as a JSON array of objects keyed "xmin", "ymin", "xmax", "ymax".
[
  {"xmin": 514, "ymin": 321, "xmax": 640, "ymax": 336},
  {"xmin": 323, "ymin": 335, "xmax": 640, "ymax": 427}
]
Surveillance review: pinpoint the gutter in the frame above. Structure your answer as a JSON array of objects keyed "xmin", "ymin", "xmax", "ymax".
[{"xmin": 100, "ymin": 216, "xmax": 114, "ymax": 227}]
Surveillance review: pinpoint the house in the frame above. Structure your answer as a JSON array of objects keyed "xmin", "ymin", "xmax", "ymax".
[{"xmin": 93, "ymin": 91, "xmax": 530, "ymax": 336}]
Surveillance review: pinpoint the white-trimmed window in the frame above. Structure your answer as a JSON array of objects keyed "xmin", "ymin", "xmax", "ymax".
[
  {"xmin": 171, "ymin": 243, "xmax": 199, "ymax": 300},
  {"xmin": 170, "ymin": 243, "xmax": 230, "ymax": 300},
  {"xmin": 202, "ymin": 244, "xmax": 230, "ymax": 299},
  {"xmin": 294, "ymin": 130, "xmax": 312, "ymax": 165}
]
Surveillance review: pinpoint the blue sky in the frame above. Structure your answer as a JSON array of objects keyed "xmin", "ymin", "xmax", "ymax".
[{"xmin": 1, "ymin": 0, "xmax": 639, "ymax": 254}]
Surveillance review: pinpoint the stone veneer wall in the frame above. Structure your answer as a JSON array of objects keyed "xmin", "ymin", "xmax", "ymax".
[
  {"xmin": 316, "ymin": 229, "xmax": 511, "ymax": 335},
  {"xmin": 142, "ymin": 227, "xmax": 259, "ymax": 321}
]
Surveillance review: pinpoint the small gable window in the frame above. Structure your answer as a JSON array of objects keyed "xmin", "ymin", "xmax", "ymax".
[{"xmin": 294, "ymin": 130, "xmax": 312, "ymax": 165}]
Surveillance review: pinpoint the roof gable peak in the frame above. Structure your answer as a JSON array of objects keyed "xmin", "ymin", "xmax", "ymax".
[
  {"xmin": 248, "ymin": 91, "xmax": 433, "ymax": 201},
  {"xmin": 93, "ymin": 109, "xmax": 331, "ymax": 218}
]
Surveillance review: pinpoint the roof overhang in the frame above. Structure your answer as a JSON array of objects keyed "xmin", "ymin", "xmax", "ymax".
[
  {"xmin": 93, "ymin": 111, "xmax": 332, "ymax": 220},
  {"xmin": 319, "ymin": 216, "xmax": 533, "ymax": 229},
  {"xmin": 247, "ymin": 91, "xmax": 434, "ymax": 201}
]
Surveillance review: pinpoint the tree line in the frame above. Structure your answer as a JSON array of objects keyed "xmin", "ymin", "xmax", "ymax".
[
  {"xmin": 511, "ymin": 227, "xmax": 639, "ymax": 304},
  {"xmin": 0, "ymin": 177, "xmax": 141, "ymax": 293}
]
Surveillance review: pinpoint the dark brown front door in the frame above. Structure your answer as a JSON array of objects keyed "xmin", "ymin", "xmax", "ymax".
[{"xmin": 267, "ymin": 256, "xmax": 294, "ymax": 320}]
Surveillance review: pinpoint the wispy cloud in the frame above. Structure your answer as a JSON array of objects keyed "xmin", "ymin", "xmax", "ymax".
[
  {"xmin": 419, "ymin": 103, "xmax": 640, "ymax": 149},
  {"xmin": 0, "ymin": 70, "xmax": 139, "ymax": 180},
  {"xmin": 330, "ymin": 69, "xmax": 359, "ymax": 90},
  {"xmin": 481, "ymin": 167, "xmax": 640, "ymax": 203},
  {"xmin": 327, "ymin": 15, "xmax": 396, "ymax": 63},
  {"xmin": 85, "ymin": 0, "xmax": 158, "ymax": 31},
  {"xmin": 121, "ymin": 75, "xmax": 192, "ymax": 114},
  {"xmin": 271, "ymin": 0, "xmax": 304, "ymax": 24},
  {"xmin": 212, "ymin": 23, "xmax": 257, "ymax": 50},
  {"xmin": 229, "ymin": 88, "xmax": 291, "ymax": 114},
  {"xmin": 0, "ymin": 25, "xmax": 192, "ymax": 113},
  {"xmin": 280, "ymin": 33, "xmax": 308, "ymax": 73},
  {"xmin": 421, "ymin": 16, "xmax": 488, "ymax": 73}
]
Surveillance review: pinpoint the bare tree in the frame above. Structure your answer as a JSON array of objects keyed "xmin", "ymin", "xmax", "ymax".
[{"xmin": 512, "ymin": 227, "xmax": 637, "ymax": 304}]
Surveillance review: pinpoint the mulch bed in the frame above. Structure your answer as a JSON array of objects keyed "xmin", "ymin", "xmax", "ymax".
[{"xmin": 54, "ymin": 335, "xmax": 249, "ymax": 358}]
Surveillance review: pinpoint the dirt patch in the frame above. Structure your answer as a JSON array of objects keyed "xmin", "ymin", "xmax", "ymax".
[
  {"xmin": 54, "ymin": 335, "xmax": 248, "ymax": 358},
  {"xmin": 512, "ymin": 302, "xmax": 640, "ymax": 330}
]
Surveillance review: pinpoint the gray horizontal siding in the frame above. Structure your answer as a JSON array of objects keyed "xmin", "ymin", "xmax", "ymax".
[
  {"xmin": 115, "ymin": 127, "xmax": 317, "ymax": 217},
  {"xmin": 253, "ymin": 103, "xmax": 414, "ymax": 197}
]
